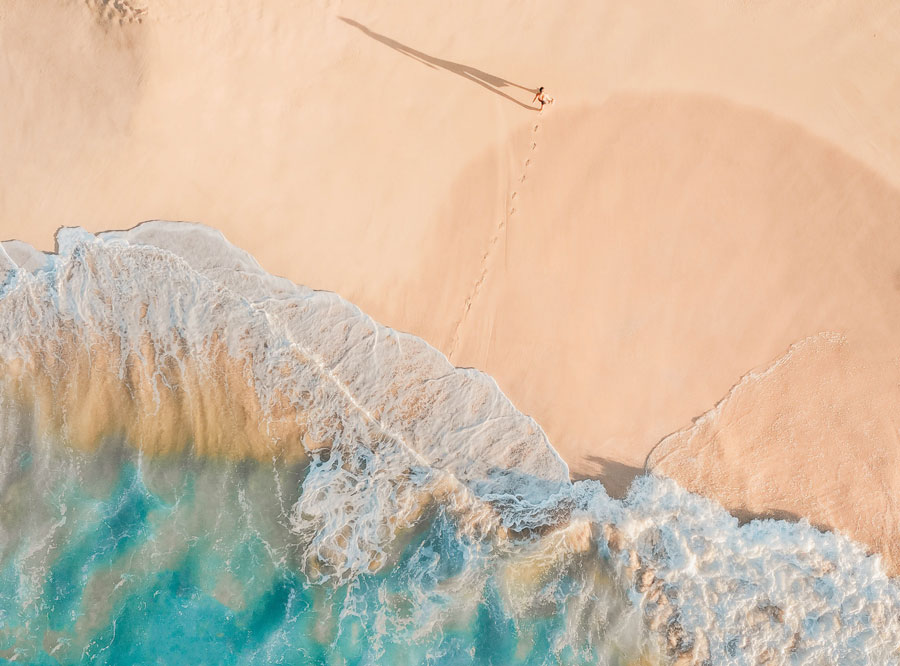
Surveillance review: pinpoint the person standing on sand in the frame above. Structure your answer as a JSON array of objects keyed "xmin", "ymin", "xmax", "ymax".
[{"xmin": 533, "ymin": 86, "xmax": 554, "ymax": 112}]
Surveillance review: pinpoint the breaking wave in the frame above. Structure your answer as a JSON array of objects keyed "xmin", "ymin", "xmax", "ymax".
[{"xmin": 0, "ymin": 222, "xmax": 898, "ymax": 664}]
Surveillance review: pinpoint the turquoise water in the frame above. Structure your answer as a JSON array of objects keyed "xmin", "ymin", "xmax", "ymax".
[{"xmin": 0, "ymin": 440, "xmax": 643, "ymax": 665}]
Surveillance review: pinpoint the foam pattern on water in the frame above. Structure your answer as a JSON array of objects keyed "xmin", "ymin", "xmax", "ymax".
[{"xmin": 0, "ymin": 223, "xmax": 898, "ymax": 665}]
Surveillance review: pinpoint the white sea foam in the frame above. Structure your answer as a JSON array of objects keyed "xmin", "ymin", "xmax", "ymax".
[{"xmin": 1, "ymin": 222, "xmax": 899, "ymax": 664}]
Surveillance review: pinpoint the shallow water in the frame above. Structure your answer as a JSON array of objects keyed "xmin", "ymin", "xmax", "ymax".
[
  {"xmin": 1, "ymin": 223, "xmax": 898, "ymax": 664},
  {"xmin": 0, "ymin": 436, "xmax": 648, "ymax": 665}
]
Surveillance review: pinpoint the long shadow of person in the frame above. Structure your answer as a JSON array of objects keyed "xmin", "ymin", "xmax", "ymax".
[{"xmin": 340, "ymin": 17, "xmax": 538, "ymax": 110}]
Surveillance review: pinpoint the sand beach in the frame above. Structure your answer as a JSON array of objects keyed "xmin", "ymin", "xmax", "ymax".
[{"xmin": 4, "ymin": 0, "xmax": 900, "ymax": 573}]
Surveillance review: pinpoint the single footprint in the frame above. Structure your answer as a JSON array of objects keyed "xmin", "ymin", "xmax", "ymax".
[
  {"xmin": 533, "ymin": 124, "xmax": 540, "ymax": 132},
  {"xmin": 525, "ymin": 159, "xmax": 531, "ymax": 166},
  {"xmin": 510, "ymin": 208, "xmax": 516, "ymax": 215},
  {"xmin": 511, "ymin": 192, "xmax": 517, "ymax": 200},
  {"xmin": 531, "ymin": 142, "xmax": 537, "ymax": 150}
]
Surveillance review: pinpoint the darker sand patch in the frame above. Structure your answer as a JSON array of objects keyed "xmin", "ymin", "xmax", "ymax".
[{"xmin": 433, "ymin": 92, "xmax": 900, "ymax": 469}]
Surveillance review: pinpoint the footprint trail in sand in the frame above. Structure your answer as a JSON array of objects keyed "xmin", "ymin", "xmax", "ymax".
[{"xmin": 448, "ymin": 121, "xmax": 542, "ymax": 361}]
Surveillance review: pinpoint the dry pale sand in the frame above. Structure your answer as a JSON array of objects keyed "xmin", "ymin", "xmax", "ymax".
[{"xmin": 3, "ymin": 0, "xmax": 900, "ymax": 569}]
